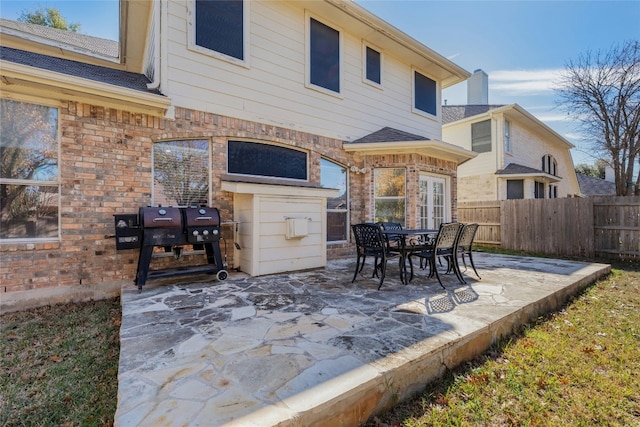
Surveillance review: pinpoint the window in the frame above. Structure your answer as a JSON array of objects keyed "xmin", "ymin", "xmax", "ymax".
[
  {"xmin": 374, "ymin": 168, "xmax": 406, "ymax": 225},
  {"xmin": 549, "ymin": 184, "xmax": 558, "ymax": 199},
  {"xmin": 365, "ymin": 46, "xmax": 381, "ymax": 85},
  {"xmin": 414, "ymin": 71, "xmax": 437, "ymax": 116},
  {"xmin": 309, "ymin": 17, "xmax": 340, "ymax": 93},
  {"xmin": 228, "ymin": 140, "xmax": 307, "ymax": 180},
  {"xmin": 0, "ymin": 99, "xmax": 59, "ymax": 240},
  {"xmin": 419, "ymin": 175, "xmax": 448, "ymax": 229},
  {"xmin": 542, "ymin": 154, "xmax": 557, "ymax": 176},
  {"xmin": 504, "ymin": 119, "xmax": 511, "ymax": 153},
  {"xmin": 534, "ymin": 181, "xmax": 545, "ymax": 199},
  {"xmin": 153, "ymin": 140, "xmax": 210, "ymax": 206},
  {"xmin": 321, "ymin": 159, "xmax": 348, "ymax": 242},
  {"xmin": 192, "ymin": 0, "xmax": 247, "ymax": 63},
  {"xmin": 507, "ymin": 179, "xmax": 524, "ymax": 199},
  {"xmin": 472, "ymin": 119, "xmax": 492, "ymax": 153}
]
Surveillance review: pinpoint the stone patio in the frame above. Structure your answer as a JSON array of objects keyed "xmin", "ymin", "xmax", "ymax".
[{"xmin": 114, "ymin": 253, "xmax": 610, "ymax": 426}]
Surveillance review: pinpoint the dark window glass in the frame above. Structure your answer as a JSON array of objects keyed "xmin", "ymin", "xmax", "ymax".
[
  {"xmin": 507, "ymin": 180, "xmax": 524, "ymax": 199},
  {"xmin": 310, "ymin": 18, "xmax": 340, "ymax": 92},
  {"xmin": 196, "ymin": 0, "xmax": 244, "ymax": 60},
  {"xmin": 365, "ymin": 46, "xmax": 381, "ymax": 84},
  {"xmin": 472, "ymin": 119, "xmax": 492, "ymax": 153},
  {"xmin": 534, "ymin": 181, "xmax": 545, "ymax": 199},
  {"xmin": 228, "ymin": 140, "xmax": 307, "ymax": 180},
  {"xmin": 414, "ymin": 71, "xmax": 437, "ymax": 115}
]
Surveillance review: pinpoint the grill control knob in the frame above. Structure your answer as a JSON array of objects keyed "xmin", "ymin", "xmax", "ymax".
[
  {"xmin": 203, "ymin": 230, "xmax": 209, "ymax": 236},
  {"xmin": 192, "ymin": 230, "xmax": 199, "ymax": 236},
  {"xmin": 199, "ymin": 208, "xmax": 206, "ymax": 215}
]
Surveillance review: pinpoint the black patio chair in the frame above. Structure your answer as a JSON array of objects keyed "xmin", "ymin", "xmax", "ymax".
[
  {"xmin": 408, "ymin": 222, "xmax": 465, "ymax": 289},
  {"xmin": 455, "ymin": 223, "xmax": 481, "ymax": 280},
  {"xmin": 377, "ymin": 221, "xmax": 403, "ymax": 252},
  {"xmin": 351, "ymin": 223, "xmax": 400, "ymax": 290}
]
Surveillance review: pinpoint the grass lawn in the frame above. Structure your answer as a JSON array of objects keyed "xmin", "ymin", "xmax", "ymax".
[{"xmin": 1, "ymin": 259, "xmax": 638, "ymax": 426}]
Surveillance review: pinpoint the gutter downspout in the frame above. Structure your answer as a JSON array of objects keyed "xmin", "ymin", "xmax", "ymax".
[{"xmin": 146, "ymin": 0, "xmax": 161, "ymax": 90}]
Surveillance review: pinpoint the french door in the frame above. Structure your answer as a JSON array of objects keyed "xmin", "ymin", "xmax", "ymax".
[{"xmin": 419, "ymin": 175, "xmax": 447, "ymax": 229}]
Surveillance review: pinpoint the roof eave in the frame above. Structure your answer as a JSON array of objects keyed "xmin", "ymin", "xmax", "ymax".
[
  {"xmin": 1, "ymin": 61, "xmax": 170, "ymax": 116},
  {"xmin": 342, "ymin": 139, "xmax": 477, "ymax": 165},
  {"xmin": 495, "ymin": 172, "xmax": 562, "ymax": 183}
]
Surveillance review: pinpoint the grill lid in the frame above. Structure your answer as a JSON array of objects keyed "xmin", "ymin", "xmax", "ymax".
[
  {"xmin": 140, "ymin": 207, "xmax": 183, "ymax": 228},
  {"xmin": 183, "ymin": 206, "xmax": 220, "ymax": 227}
]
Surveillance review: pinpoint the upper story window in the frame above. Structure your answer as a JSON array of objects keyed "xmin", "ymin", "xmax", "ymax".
[
  {"xmin": 374, "ymin": 168, "xmax": 406, "ymax": 226},
  {"xmin": 321, "ymin": 159, "xmax": 348, "ymax": 242},
  {"xmin": 413, "ymin": 70, "xmax": 437, "ymax": 116},
  {"xmin": 1, "ymin": 99, "xmax": 59, "ymax": 240},
  {"xmin": 542, "ymin": 154, "xmax": 557, "ymax": 176},
  {"xmin": 364, "ymin": 46, "xmax": 381, "ymax": 85},
  {"xmin": 504, "ymin": 119, "xmax": 512, "ymax": 153},
  {"xmin": 153, "ymin": 140, "xmax": 210, "ymax": 206},
  {"xmin": 472, "ymin": 119, "xmax": 492, "ymax": 153},
  {"xmin": 308, "ymin": 17, "xmax": 341, "ymax": 93},
  {"xmin": 228, "ymin": 140, "xmax": 307, "ymax": 180},
  {"xmin": 191, "ymin": 0, "xmax": 249, "ymax": 65}
]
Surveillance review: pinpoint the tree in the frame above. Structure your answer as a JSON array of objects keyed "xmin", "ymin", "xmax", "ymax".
[
  {"xmin": 575, "ymin": 161, "xmax": 606, "ymax": 179},
  {"xmin": 555, "ymin": 40, "xmax": 640, "ymax": 196},
  {"xmin": 18, "ymin": 6, "xmax": 80, "ymax": 32}
]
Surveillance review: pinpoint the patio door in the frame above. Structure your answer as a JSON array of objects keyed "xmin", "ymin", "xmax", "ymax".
[{"xmin": 419, "ymin": 175, "xmax": 447, "ymax": 229}]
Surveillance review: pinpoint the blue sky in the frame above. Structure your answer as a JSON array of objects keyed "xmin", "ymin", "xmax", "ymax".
[{"xmin": 2, "ymin": 0, "xmax": 639, "ymax": 167}]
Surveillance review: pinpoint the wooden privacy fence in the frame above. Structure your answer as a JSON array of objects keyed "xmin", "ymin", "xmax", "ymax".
[{"xmin": 458, "ymin": 196, "xmax": 640, "ymax": 259}]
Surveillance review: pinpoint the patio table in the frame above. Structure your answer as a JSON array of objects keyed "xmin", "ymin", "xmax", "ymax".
[{"xmin": 382, "ymin": 228, "xmax": 437, "ymax": 284}]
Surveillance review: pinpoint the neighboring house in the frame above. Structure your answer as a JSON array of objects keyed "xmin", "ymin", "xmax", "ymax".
[
  {"xmin": 0, "ymin": 1, "xmax": 475, "ymax": 305},
  {"xmin": 576, "ymin": 173, "xmax": 616, "ymax": 196},
  {"xmin": 442, "ymin": 69, "xmax": 580, "ymax": 201}
]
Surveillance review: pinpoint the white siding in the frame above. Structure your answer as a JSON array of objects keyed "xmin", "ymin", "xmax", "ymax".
[{"xmin": 161, "ymin": 1, "xmax": 442, "ymax": 142}]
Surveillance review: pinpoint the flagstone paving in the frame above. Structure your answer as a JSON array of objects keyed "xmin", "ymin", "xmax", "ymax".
[{"xmin": 114, "ymin": 253, "xmax": 610, "ymax": 426}]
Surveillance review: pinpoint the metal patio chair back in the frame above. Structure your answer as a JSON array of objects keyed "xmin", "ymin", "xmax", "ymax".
[
  {"xmin": 456, "ymin": 223, "xmax": 481, "ymax": 279},
  {"xmin": 351, "ymin": 223, "xmax": 399, "ymax": 290}
]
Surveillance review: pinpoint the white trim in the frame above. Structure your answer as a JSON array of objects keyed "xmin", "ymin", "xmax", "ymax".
[
  {"xmin": 186, "ymin": 0, "xmax": 251, "ymax": 69},
  {"xmin": 362, "ymin": 42, "xmax": 383, "ymax": 90}
]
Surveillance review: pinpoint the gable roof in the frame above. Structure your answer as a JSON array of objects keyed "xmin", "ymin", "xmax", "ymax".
[
  {"xmin": 496, "ymin": 163, "xmax": 561, "ymax": 182},
  {"xmin": 343, "ymin": 127, "xmax": 477, "ymax": 165},
  {"xmin": 0, "ymin": 18, "xmax": 119, "ymax": 59},
  {"xmin": 1, "ymin": 46, "xmax": 158, "ymax": 94},
  {"xmin": 351, "ymin": 127, "xmax": 427, "ymax": 144},
  {"xmin": 576, "ymin": 173, "xmax": 616, "ymax": 196}
]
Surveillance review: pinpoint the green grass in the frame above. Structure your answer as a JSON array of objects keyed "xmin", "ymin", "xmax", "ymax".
[
  {"xmin": 1, "ymin": 259, "xmax": 639, "ymax": 427},
  {"xmin": 1, "ymin": 298, "xmax": 121, "ymax": 426},
  {"xmin": 366, "ymin": 263, "xmax": 640, "ymax": 427}
]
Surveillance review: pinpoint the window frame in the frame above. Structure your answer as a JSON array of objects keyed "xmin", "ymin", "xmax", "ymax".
[
  {"xmin": 504, "ymin": 119, "xmax": 512, "ymax": 153},
  {"xmin": 472, "ymin": 119, "xmax": 492, "ymax": 153},
  {"xmin": 418, "ymin": 173, "xmax": 450, "ymax": 229},
  {"xmin": 187, "ymin": 0, "xmax": 251, "ymax": 68},
  {"xmin": 306, "ymin": 13, "xmax": 342, "ymax": 96},
  {"xmin": 0, "ymin": 98, "xmax": 61, "ymax": 242},
  {"xmin": 227, "ymin": 140, "xmax": 309, "ymax": 182},
  {"xmin": 362, "ymin": 43, "xmax": 383, "ymax": 88},
  {"xmin": 412, "ymin": 68, "xmax": 438, "ymax": 118},
  {"xmin": 534, "ymin": 181, "xmax": 545, "ymax": 199},
  {"xmin": 542, "ymin": 154, "xmax": 557, "ymax": 176},
  {"xmin": 321, "ymin": 158, "xmax": 349, "ymax": 243},
  {"xmin": 506, "ymin": 179, "xmax": 524, "ymax": 200},
  {"xmin": 373, "ymin": 168, "xmax": 407, "ymax": 226},
  {"xmin": 151, "ymin": 139, "xmax": 211, "ymax": 207}
]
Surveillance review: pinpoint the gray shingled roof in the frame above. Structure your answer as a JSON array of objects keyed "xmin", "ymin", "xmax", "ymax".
[
  {"xmin": 576, "ymin": 173, "xmax": 616, "ymax": 196},
  {"xmin": 350, "ymin": 127, "xmax": 428, "ymax": 144},
  {"xmin": 496, "ymin": 163, "xmax": 545, "ymax": 175},
  {"xmin": 0, "ymin": 18, "xmax": 118, "ymax": 58},
  {"xmin": 1, "ymin": 46, "xmax": 161, "ymax": 94},
  {"xmin": 442, "ymin": 105, "xmax": 506, "ymax": 124}
]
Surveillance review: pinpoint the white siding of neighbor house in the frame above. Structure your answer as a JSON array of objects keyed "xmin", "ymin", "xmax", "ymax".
[
  {"xmin": 161, "ymin": 0, "xmax": 442, "ymax": 142},
  {"xmin": 444, "ymin": 112, "xmax": 580, "ymax": 200}
]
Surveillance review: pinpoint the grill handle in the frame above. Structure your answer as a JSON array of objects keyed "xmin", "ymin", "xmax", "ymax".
[
  {"xmin": 153, "ymin": 218, "xmax": 174, "ymax": 222},
  {"xmin": 195, "ymin": 216, "xmax": 213, "ymax": 221}
]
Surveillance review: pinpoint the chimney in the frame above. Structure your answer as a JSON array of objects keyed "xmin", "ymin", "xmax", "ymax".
[{"xmin": 467, "ymin": 69, "xmax": 488, "ymax": 105}]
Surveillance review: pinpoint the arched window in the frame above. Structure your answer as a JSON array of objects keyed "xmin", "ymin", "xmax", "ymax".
[{"xmin": 542, "ymin": 154, "xmax": 557, "ymax": 176}]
